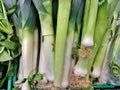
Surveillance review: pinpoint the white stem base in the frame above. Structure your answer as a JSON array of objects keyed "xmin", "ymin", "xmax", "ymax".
[
  {"xmin": 91, "ymin": 68, "xmax": 101, "ymax": 78},
  {"xmin": 74, "ymin": 66, "xmax": 87, "ymax": 77},
  {"xmin": 21, "ymin": 81, "xmax": 30, "ymax": 90},
  {"xmin": 61, "ymin": 81, "xmax": 69, "ymax": 89},
  {"xmin": 43, "ymin": 36, "xmax": 54, "ymax": 82},
  {"xmin": 82, "ymin": 36, "xmax": 94, "ymax": 47}
]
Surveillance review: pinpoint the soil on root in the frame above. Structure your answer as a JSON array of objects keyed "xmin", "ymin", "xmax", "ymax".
[{"xmin": 36, "ymin": 74, "xmax": 93, "ymax": 90}]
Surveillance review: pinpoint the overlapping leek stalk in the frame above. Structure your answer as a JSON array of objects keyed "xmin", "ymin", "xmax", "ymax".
[
  {"xmin": 54, "ymin": 0, "xmax": 72, "ymax": 87},
  {"xmin": 32, "ymin": 0, "xmax": 55, "ymax": 82}
]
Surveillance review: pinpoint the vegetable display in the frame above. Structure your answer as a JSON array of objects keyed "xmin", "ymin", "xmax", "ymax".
[{"xmin": 1, "ymin": 0, "xmax": 120, "ymax": 90}]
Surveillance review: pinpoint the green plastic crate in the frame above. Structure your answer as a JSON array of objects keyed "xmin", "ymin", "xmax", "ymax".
[{"xmin": 1, "ymin": 62, "xmax": 18, "ymax": 90}]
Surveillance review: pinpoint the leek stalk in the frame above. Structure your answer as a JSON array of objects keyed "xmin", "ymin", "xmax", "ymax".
[
  {"xmin": 82, "ymin": 0, "xmax": 98, "ymax": 47},
  {"xmin": 70, "ymin": 0, "xmax": 85, "ymax": 73},
  {"xmin": 54, "ymin": 0, "xmax": 72, "ymax": 87},
  {"xmin": 73, "ymin": 0, "xmax": 91, "ymax": 76},
  {"xmin": 111, "ymin": 26, "xmax": 120, "ymax": 82},
  {"xmin": 91, "ymin": 3, "xmax": 119, "ymax": 78},
  {"xmin": 99, "ymin": 1, "xmax": 120, "ymax": 83},
  {"xmin": 32, "ymin": 0, "xmax": 55, "ymax": 82},
  {"xmin": 4, "ymin": 0, "xmax": 38, "ymax": 89},
  {"xmin": 62, "ymin": 0, "xmax": 84, "ymax": 88},
  {"xmin": 74, "ymin": 0, "xmax": 108, "ymax": 78}
]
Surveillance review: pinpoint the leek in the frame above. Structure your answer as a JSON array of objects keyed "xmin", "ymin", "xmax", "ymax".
[
  {"xmin": 110, "ymin": 26, "xmax": 120, "ymax": 84},
  {"xmin": 92, "ymin": 28, "xmax": 111, "ymax": 78},
  {"xmin": 82, "ymin": 0, "xmax": 98, "ymax": 47},
  {"xmin": 99, "ymin": 1, "xmax": 120, "ymax": 83},
  {"xmin": 74, "ymin": 0, "xmax": 108, "ymax": 78},
  {"xmin": 81, "ymin": 0, "xmax": 90, "ymax": 42},
  {"xmin": 70, "ymin": 0, "xmax": 85, "ymax": 73},
  {"xmin": 73, "ymin": 0, "xmax": 91, "ymax": 76},
  {"xmin": 61, "ymin": 0, "xmax": 84, "ymax": 88},
  {"xmin": 91, "ymin": 2, "xmax": 119, "ymax": 78},
  {"xmin": 54, "ymin": 0, "xmax": 72, "ymax": 87},
  {"xmin": 4, "ymin": 0, "xmax": 38, "ymax": 89},
  {"xmin": 32, "ymin": 0, "xmax": 54, "ymax": 82}
]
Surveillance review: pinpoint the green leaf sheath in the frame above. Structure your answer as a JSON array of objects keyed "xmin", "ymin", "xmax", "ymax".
[
  {"xmin": 33, "ymin": 0, "xmax": 54, "ymax": 35},
  {"xmin": 54, "ymin": 0, "xmax": 72, "ymax": 87}
]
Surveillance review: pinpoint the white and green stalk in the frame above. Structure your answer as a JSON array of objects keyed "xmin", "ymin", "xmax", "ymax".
[
  {"xmin": 3, "ymin": 0, "xmax": 38, "ymax": 89},
  {"xmin": 40, "ymin": 2, "xmax": 54, "ymax": 81},
  {"xmin": 99, "ymin": 6, "xmax": 120, "ymax": 83},
  {"xmin": 82, "ymin": 0, "xmax": 98, "ymax": 47},
  {"xmin": 62, "ymin": 38, "xmax": 74, "ymax": 88},
  {"xmin": 74, "ymin": 0, "xmax": 108, "ymax": 77},
  {"xmin": 91, "ymin": 29, "xmax": 111, "ymax": 78},
  {"xmin": 32, "ymin": 0, "xmax": 55, "ymax": 82},
  {"xmin": 19, "ymin": 0, "xmax": 38, "ymax": 89},
  {"xmin": 62, "ymin": 0, "xmax": 84, "ymax": 88},
  {"xmin": 74, "ymin": 58, "xmax": 89, "ymax": 77},
  {"xmin": 81, "ymin": 0, "xmax": 90, "ymax": 41},
  {"xmin": 74, "ymin": 0, "xmax": 91, "ymax": 76},
  {"xmin": 110, "ymin": 27, "xmax": 120, "ymax": 81},
  {"xmin": 70, "ymin": 0, "xmax": 85, "ymax": 73},
  {"xmin": 87, "ymin": 0, "xmax": 108, "ymax": 77},
  {"xmin": 21, "ymin": 29, "xmax": 34, "ymax": 90},
  {"xmin": 91, "ymin": 0, "xmax": 110, "ymax": 78},
  {"xmin": 62, "ymin": 0, "xmax": 81, "ymax": 88},
  {"xmin": 54, "ymin": 0, "xmax": 72, "ymax": 87},
  {"xmin": 14, "ymin": 28, "xmax": 22, "ymax": 86}
]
